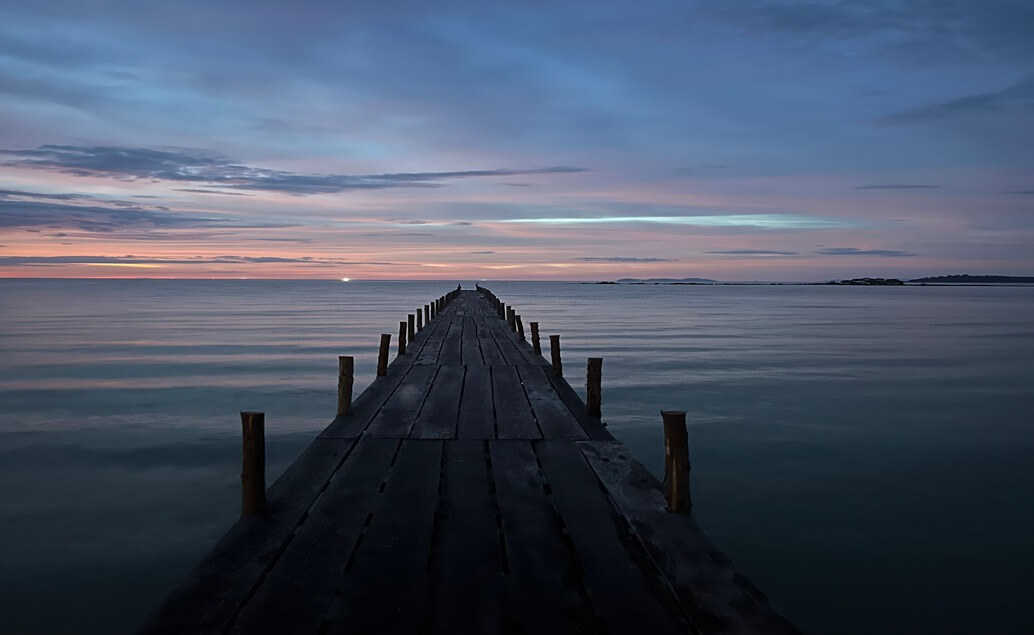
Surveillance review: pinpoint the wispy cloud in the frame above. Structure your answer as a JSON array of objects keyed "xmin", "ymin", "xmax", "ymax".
[
  {"xmin": 0, "ymin": 188, "xmax": 285, "ymax": 233},
  {"xmin": 878, "ymin": 79, "xmax": 1034, "ymax": 124},
  {"xmin": 1003, "ymin": 189, "xmax": 1034, "ymax": 195},
  {"xmin": 0, "ymin": 145, "xmax": 587, "ymax": 195},
  {"xmin": 0, "ymin": 255, "xmax": 402, "ymax": 267},
  {"xmin": 498, "ymin": 214, "xmax": 850, "ymax": 229},
  {"xmin": 816, "ymin": 247, "xmax": 917, "ymax": 257},
  {"xmin": 574, "ymin": 256, "xmax": 675, "ymax": 262},
  {"xmin": 706, "ymin": 249, "xmax": 798, "ymax": 255},
  {"xmin": 855, "ymin": 184, "xmax": 940, "ymax": 190}
]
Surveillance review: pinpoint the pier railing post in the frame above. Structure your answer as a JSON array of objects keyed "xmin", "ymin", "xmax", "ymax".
[
  {"xmin": 240, "ymin": 411, "xmax": 266, "ymax": 516},
  {"xmin": 661, "ymin": 411, "xmax": 691, "ymax": 513},
  {"xmin": 586, "ymin": 358, "xmax": 602, "ymax": 417},
  {"xmin": 550, "ymin": 335, "xmax": 562, "ymax": 377},
  {"xmin": 516, "ymin": 315, "xmax": 525, "ymax": 340},
  {"xmin": 377, "ymin": 333, "xmax": 391, "ymax": 376},
  {"xmin": 417, "ymin": 308, "xmax": 423, "ymax": 331},
  {"xmin": 407, "ymin": 314, "xmax": 415, "ymax": 343},
  {"xmin": 398, "ymin": 321, "xmax": 407, "ymax": 356},
  {"xmin": 337, "ymin": 356, "xmax": 354, "ymax": 415},
  {"xmin": 530, "ymin": 321, "xmax": 541, "ymax": 355}
]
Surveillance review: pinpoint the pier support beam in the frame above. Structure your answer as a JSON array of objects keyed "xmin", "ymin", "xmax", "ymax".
[
  {"xmin": 662, "ymin": 411, "xmax": 691, "ymax": 513},
  {"xmin": 377, "ymin": 333, "xmax": 391, "ymax": 376},
  {"xmin": 337, "ymin": 356, "xmax": 354, "ymax": 415},
  {"xmin": 530, "ymin": 322, "xmax": 541, "ymax": 355},
  {"xmin": 240, "ymin": 411, "xmax": 266, "ymax": 516},
  {"xmin": 550, "ymin": 335, "xmax": 562, "ymax": 377},
  {"xmin": 586, "ymin": 358, "xmax": 602, "ymax": 417}
]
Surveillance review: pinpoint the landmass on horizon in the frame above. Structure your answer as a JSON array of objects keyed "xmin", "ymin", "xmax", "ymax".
[{"xmin": 601, "ymin": 274, "xmax": 1034, "ymax": 285}]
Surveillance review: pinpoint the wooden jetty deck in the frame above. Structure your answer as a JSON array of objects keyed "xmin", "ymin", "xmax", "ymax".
[{"xmin": 138, "ymin": 288, "xmax": 799, "ymax": 635}]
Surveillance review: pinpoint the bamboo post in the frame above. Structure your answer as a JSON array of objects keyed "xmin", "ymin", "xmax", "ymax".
[
  {"xmin": 662, "ymin": 411, "xmax": 691, "ymax": 513},
  {"xmin": 586, "ymin": 358, "xmax": 602, "ymax": 417},
  {"xmin": 377, "ymin": 333, "xmax": 391, "ymax": 376},
  {"xmin": 337, "ymin": 356, "xmax": 354, "ymax": 415},
  {"xmin": 240, "ymin": 411, "xmax": 266, "ymax": 515},
  {"xmin": 516, "ymin": 315, "xmax": 525, "ymax": 340},
  {"xmin": 549, "ymin": 335, "xmax": 562, "ymax": 377},
  {"xmin": 407, "ymin": 314, "xmax": 415, "ymax": 343},
  {"xmin": 397, "ymin": 321, "xmax": 407, "ymax": 356},
  {"xmin": 417, "ymin": 308, "xmax": 423, "ymax": 331},
  {"xmin": 530, "ymin": 321, "xmax": 541, "ymax": 355}
]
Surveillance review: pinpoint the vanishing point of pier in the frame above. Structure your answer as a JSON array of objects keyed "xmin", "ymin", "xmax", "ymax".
[{"xmin": 138, "ymin": 287, "xmax": 798, "ymax": 634}]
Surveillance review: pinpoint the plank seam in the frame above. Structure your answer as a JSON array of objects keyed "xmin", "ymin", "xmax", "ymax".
[{"xmin": 222, "ymin": 436, "xmax": 364, "ymax": 633}]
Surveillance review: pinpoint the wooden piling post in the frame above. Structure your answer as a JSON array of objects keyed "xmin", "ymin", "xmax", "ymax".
[
  {"xmin": 428, "ymin": 302, "xmax": 434, "ymax": 320},
  {"xmin": 506, "ymin": 307, "xmax": 516, "ymax": 331},
  {"xmin": 240, "ymin": 411, "xmax": 266, "ymax": 516},
  {"xmin": 377, "ymin": 333, "xmax": 391, "ymax": 376},
  {"xmin": 661, "ymin": 411, "xmax": 691, "ymax": 513},
  {"xmin": 497, "ymin": 301, "xmax": 505, "ymax": 319},
  {"xmin": 549, "ymin": 335, "xmax": 562, "ymax": 377},
  {"xmin": 530, "ymin": 322, "xmax": 541, "ymax": 355},
  {"xmin": 586, "ymin": 358, "xmax": 602, "ymax": 417},
  {"xmin": 516, "ymin": 315, "xmax": 525, "ymax": 340},
  {"xmin": 407, "ymin": 314, "xmax": 415, "ymax": 343},
  {"xmin": 417, "ymin": 308, "xmax": 423, "ymax": 331},
  {"xmin": 337, "ymin": 356, "xmax": 354, "ymax": 415},
  {"xmin": 397, "ymin": 321, "xmax": 407, "ymax": 356}
]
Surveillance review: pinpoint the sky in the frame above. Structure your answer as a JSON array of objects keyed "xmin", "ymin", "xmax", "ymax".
[{"xmin": 1, "ymin": 0, "xmax": 1032, "ymax": 280}]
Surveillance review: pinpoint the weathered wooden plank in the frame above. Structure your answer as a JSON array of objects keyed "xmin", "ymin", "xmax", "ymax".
[
  {"xmin": 518, "ymin": 366, "xmax": 588, "ymax": 440},
  {"xmin": 457, "ymin": 366, "xmax": 495, "ymax": 439},
  {"xmin": 492, "ymin": 337, "xmax": 527, "ymax": 365},
  {"xmin": 136, "ymin": 437, "xmax": 356, "ymax": 635},
  {"xmin": 480, "ymin": 334, "xmax": 509, "ymax": 366},
  {"xmin": 415, "ymin": 321, "xmax": 448, "ymax": 365},
  {"xmin": 426, "ymin": 440, "xmax": 506, "ymax": 634},
  {"xmin": 229, "ymin": 438, "xmax": 399, "ymax": 634},
  {"xmin": 461, "ymin": 317, "xmax": 484, "ymax": 366},
  {"xmin": 536, "ymin": 441, "xmax": 687, "ymax": 635},
  {"xmin": 474, "ymin": 313, "xmax": 495, "ymax": 339},
  {"xmin": 576, "ymin": 441, "xmax": 803, "ymax": 635},
  {"xmin": 364, "ymin": 365, "xmax": 437, "ymax": 437},
  {"xmin": 492, "ymin": 365, "xmax": 541, "ymax": 440},
  {"xmin": 540, "ymin": 367, "xmax": 615, "ymax": 441},
  {"xmin": 319, "ymin": 363, "xmax": 416, "ymax": 438},
  {"xmin": 490, "ymin": 441, "xmax": 598, "ymax": 634},
  {"xmin": 439, "ymin": 319, "xmax": 463, "ymax": 365},
  {"xmin": 324, "ymin": 440, "xmax": 444, "ymax": 634},
  {"xmin": 410, "ymin": 365, "xmax": 464, "ymax": 438}
]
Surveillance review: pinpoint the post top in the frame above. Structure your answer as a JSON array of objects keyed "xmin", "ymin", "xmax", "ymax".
[{"xmin": 660, "ymin": 410, "xmax": 686, "ymax": 416}]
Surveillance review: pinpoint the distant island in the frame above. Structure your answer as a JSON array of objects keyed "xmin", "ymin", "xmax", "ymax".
[
  {"xmin": 613, "ymin": 277, "xmax": 716, "ymax": 284},
  {"xmin": 908, "ymin": 274, "xmax": 1034, "ymax": 284},
  {"xmin": 825, "ymin": 277, "xmax": 904, "ymax": 285},
  {"xmin": 588, "ymin": 273, "xmax": 1034, "ymax": 286}
]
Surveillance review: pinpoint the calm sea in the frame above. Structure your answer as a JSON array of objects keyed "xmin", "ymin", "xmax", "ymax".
[{"xmin": 1, "ymin": 280, "xmax": 1032, "ymax": 634}]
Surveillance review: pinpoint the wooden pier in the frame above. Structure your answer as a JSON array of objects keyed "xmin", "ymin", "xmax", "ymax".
[{"xmin": 138, "ymin": 288, "xmax": 799, "ymax": 634}]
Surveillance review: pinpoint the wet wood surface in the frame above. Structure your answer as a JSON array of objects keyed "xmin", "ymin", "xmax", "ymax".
[{"xmin": 138, "ymin": 290, "xmax": 799, "ymax": 635}]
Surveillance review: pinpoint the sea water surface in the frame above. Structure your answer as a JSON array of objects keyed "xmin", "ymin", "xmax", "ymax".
[{"xmin": 1, "ymin": 279, "xmax": 1032, "ymax": 634}]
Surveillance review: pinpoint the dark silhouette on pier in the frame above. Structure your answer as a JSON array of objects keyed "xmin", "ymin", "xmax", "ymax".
[{"xmin": 138, "ymin": 288, "xmax": 798, "ymax": 634}]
